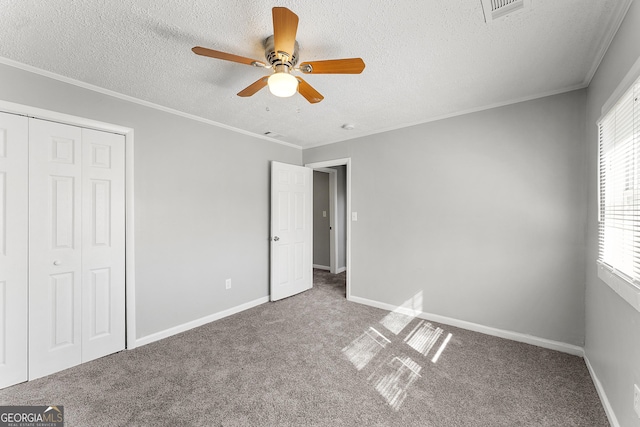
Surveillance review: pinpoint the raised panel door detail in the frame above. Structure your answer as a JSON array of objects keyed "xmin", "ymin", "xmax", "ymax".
[
  {"xmin": 277, "ymin": 170, "xmax": 289, "ymax": 184},
  {"xmin": 91, "ymin": 180, "xmax": 111, "ymax": 247},
  {"xmin": 90, "ymin": 144, "xmax": 111, "ymax": 168},
  {"xmin": 294, "ymin": 243, "xmax": 304, "ymax": 280},
  {"xmin": 278, "ymin": 246, "xmax": 289, "ymax": 285},
  {"xmin": 278, "ymin": 191, "xmax": 290, "ymax": 232},
  {"xmin": 294, "ymin": 192, "xmax": 304, "ymax": 230},
  {"xmin": 50, "ymin": 273, "xmax": 75, "ymax": 349},
  {"xmin": 51, "ymin": 176, "xmax": 75, "ymax": 250},
  {"xmin": 90, "ymin": 268, "xmax": 111, "ymax": 338},
  {"xmin": 50, "ymin": 137, "xmax": 75, "ymax": 164}
]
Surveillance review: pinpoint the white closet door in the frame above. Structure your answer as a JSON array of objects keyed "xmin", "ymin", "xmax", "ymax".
[
  {"xmin": 0, "ymin": 112, "xmax": 28, "ymax": 388},
  {"xmin": 81, "ymin": 128, "xmax": 125, "ymax": 362},
  {"xmin": 29, "ymin": 119, "xmax": 83, "ymax": 380},
  {"xmin": 28, "ymin": 120, "xmax": 126, "ymax": 379}
]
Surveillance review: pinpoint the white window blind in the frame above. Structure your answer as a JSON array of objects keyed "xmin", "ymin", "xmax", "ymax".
[{"xmin": 598, "ymin": 76, "xmax": 640, "ymax": 282}]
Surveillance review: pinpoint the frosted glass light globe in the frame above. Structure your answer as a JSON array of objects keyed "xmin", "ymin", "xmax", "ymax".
[{"xmin": 268, "ymin": 72, "xmax": 298, "ymax": 97}]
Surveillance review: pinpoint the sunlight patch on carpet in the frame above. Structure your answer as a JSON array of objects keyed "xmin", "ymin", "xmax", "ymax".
[
  {"xmin": 431, "ymin": 333, "xmax": 452, "ymax": 363},
  {"xmin": 342, "ymin": 291, "xmax": 453, "ymax": 411},
  {"xmin": 379, "ymin": 311, "xmax": 415, "ymax": 335},
  {"xmin": 404, "ymin": 320, "xmax": 444, "ymax": 357},
  {"xmin": 368, "ymin": 355, "xmax": 422, "ymax": 411},
  {"xmin": 379, "ymin": 292, "xmax": 424, "ymax": 335},
  {"xmin": 342, "ymin": 327, "xmax": 391, "ymax": 370}
]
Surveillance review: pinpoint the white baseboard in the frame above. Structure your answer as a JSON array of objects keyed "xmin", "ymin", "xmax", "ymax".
[
  {"xmin": 313, "ymin": 265, "xmax": 346, "ymax": 273},
  {"xmin": 349, "ymin": 295, "xmax": 584, "ymax": 356},
  {"xmin": 133, "ymin": 296, "xmax": 269, "ymax": 348},
  {"xmin": 584, "ymin": 355, "xmax": 620, "ymax": 427}
]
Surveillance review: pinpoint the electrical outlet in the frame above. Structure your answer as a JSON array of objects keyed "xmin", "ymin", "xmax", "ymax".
[
  {"xmin": 634, "ymin": 384, "xmax": 640, "ymax": 418},
  {"xmin": 225, "ymin": 279, "xmax": 231, "ymax": 290}
]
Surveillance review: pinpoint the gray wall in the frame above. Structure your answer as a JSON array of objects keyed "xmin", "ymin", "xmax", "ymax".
[
  {"xmin": 304, "ymin": 89, "xmax": 587, "ymax": 346},
  {"xmin": 313, "ymin": 171, "xmax": 330, "ymax": 267},
  {"xmin": 585, "ymin": 1, "xmax": 640, "ymax": 425},
  {"xmin": 0, "ymin": 63, "xmax": 301, "ymax": 339}
]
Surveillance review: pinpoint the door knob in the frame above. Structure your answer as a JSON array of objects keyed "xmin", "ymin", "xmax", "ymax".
[
  {"xmin": 53, "ymin": 260, "xmax": 61, "ymax": 266},
  {"xmin": 273, "ymin": 236, "xmax": 280, "ymax": 241}
]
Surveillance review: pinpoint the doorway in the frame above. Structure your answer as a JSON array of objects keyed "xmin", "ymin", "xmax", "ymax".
[
  {"xmin": 312, "ymin": 168, "xmax": 337, "ymax": 273},
  {"xmin": 306, "ymin": 159, "xmax": 351, "ymax": 300}
]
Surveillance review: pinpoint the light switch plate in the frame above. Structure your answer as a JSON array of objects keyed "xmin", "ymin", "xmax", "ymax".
[{"xmin": 634, "ymin": 384, "xmax": 640, "ymax": 418}]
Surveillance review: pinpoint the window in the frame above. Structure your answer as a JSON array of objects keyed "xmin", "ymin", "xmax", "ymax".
[{"xmin": 598, "ymin": 74, "xmax": 640, "ymax": 286}]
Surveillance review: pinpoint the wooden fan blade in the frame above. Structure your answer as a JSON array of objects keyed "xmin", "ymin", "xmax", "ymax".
[
  {"xmin": 192, "ymin": 46, "xmax": 266, "ymax": 67},
  {"xmin": 296, "ymin": 77, "xmax": 324, "ymax": 104},
  {"xmin": 237, "ymin": 77, "xmax": 269, "ymax": 97},
  {"xmin": 299, "ymin": 58, "xmax": 365, "ymax": 74},
  {"xmin": 272, "ymin": 7, "xmax": 299, "ymax": 61}
]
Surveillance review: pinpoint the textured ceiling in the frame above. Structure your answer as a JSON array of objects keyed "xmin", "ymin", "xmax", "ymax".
[{"xmin": 0, "ymin": 0, "xmax": 631, "ymax": 148}]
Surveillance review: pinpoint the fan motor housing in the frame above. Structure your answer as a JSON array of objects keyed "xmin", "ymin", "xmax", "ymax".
[{"xmin": 264, "ymin": 35, "xmax": 299, "ymax": 68}]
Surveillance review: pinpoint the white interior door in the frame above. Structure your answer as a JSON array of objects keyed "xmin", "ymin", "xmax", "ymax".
[
  {"xmin": 270, "ymin": 162, "xmax": 312, "ymax": 301},
  {"xmin": 29, "ymin": 119, "xmax": 83, "ymax": 380},
  {"xmin": 0, "ymin": 112, "xmax": 28, "ymax": 388},
  {"xmin": 81, "ymin": 128, "xmax": 125, "ymax": 363}
]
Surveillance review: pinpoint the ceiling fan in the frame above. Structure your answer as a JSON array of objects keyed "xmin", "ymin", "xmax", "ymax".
[{"xmin": 192, "ymin": 7, "xmax": 365, "ymax": 103}]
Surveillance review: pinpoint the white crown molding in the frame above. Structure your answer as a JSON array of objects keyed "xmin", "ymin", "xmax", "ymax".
[
  {"xmin": 583, "ymin": 0, "xmax": 635, "ymax": 86},
  {"xmin": 0, "ymin": 56, "xmax": 302, "ymax": 150},
  {"xmin": 304, "ymin": 83, "xmax": 589, "ymax": 150}
]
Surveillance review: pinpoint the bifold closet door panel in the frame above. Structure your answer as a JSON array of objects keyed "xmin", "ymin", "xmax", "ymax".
[
  {"xmin": 28, "ymin": 118, "xmax": 83, "ymax": 380},
  {"xmin": 28, "ymin": 119, "xmax": 126, "ymax": 380},
  {"xmin": 0, "ymin": 112, "xmax": 28, "ymax": 389},
  {"xmin": 81, "ymin": 128, "xmax": 125, "ymax": 363}
]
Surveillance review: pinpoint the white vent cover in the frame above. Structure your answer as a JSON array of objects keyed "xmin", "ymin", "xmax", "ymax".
[
  {"xmin": 264, "ymin": 131, "xmax": 284, "ymax": 138},
  {"xmin": 481, "ymin": 0, "xmax": 530, "ymax": 22}
]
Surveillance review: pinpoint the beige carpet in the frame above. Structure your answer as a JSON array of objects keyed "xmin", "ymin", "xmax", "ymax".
[{"xmin": 0, "ymin": 269, "xmax": 608, "ymax": 426}]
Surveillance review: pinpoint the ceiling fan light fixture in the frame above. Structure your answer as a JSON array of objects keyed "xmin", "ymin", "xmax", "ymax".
[
  {"xmin": 192, "ymin": 7, "xmax": 364, "ymax": 103},
  {"xmin": 268, "ymin": 72, "xmax": 298, "ymax": 97}
]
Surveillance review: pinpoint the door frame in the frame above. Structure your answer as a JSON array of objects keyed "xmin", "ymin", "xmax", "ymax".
[
  {"xmin": 305, "ymin": 158, "xmax": 352, "ymax": 300},
  {"xmin": 313, "ymin": 167, "xmax": 338, "ymax": 273},
  {"xmin": 0, "ymin": 99, "xmax": 138, "ymax": 350}
]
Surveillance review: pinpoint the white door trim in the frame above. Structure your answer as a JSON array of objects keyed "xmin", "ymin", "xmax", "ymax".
[
  {"xmin": 314, "ymin": 168, "xmax": 338, "ymax": 274},
  {"xmin": 305, "ymin": 158, "xmax": 351, "ymax": 300},
  {"xmin": 0, "ymin": 99, "xmax": 137, "ymax": 350}
]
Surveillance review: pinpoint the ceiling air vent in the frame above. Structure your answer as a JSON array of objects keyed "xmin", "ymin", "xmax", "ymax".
[
  {"xmin": 264, "ymin": 131, "xmax": 284, "ymax": 138},
  {"xmin": 481, "ymin": 0, "xmax": 530, "ymax": 22}
]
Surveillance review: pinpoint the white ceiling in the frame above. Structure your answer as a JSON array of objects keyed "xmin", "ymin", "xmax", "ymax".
[{"xmin": 0, "ymin": 0, "xmax": 631, "ymax": 148}]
